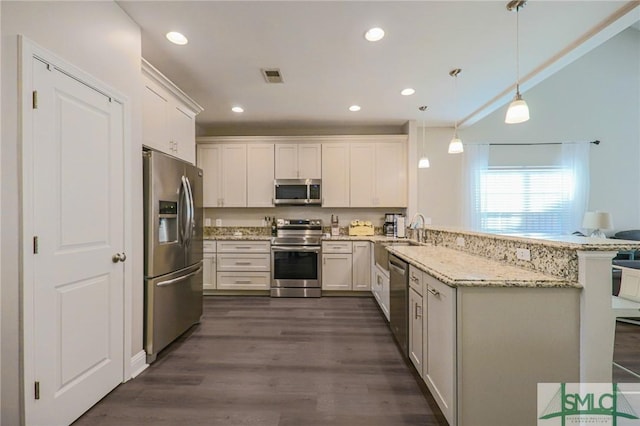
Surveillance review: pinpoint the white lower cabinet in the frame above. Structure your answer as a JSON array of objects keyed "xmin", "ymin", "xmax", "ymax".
[
  {"xmin": 322, "ymin": 241, "xmax": 352, "ymax": 290},
  {"xmin": 215, "ymin": 241, "xmax": 270, "ymax": 290},
  {"xmin": 322, "ymin": 254, "xmax": 353, "ymax": 290},
  {"xmin": 203, "ymin": 241, "xmax": 217, "ymax": 292},
  {"xmin": 423, "ymin": 273, "xmax": 457, "ymax": 426},
  {"xmin": 372, "ymin": 264, "xmax": 390, "ymax": 321},
  {"xmin": 408, "ymin": 266, "xmax": 424, "ymax": 375},
  {"xmin": 352, "ymin": 242, "xmax": 371, "ymax": 290}
]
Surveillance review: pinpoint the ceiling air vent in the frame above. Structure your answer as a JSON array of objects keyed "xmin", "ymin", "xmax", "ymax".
[{"xmin": 261, "ymin": 68, "xmax": 284, "ymax": 83}]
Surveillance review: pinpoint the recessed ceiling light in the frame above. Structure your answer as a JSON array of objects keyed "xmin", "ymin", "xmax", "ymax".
[
  {"xmin": 232, "ymin": 106, "xmax": 244, "ymax": 113},
  {"xmin": 166, "ymin": 31, "xmax": 188, "ymax": 45},
  {"xmin": 349, "ymin": 105, "xmax": 361, "ymax": 112},
  {"xmin": 364, "ymin": 27, "xmax": 385, "ymax": 42},
  {"xmin": 401, "ymin": 88, "xmax": 416, "ymax": 96}
]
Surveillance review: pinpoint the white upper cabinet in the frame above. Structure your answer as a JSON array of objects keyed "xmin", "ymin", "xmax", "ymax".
[
  {"xmin": 321, "ymin": 143, "xmax": 350, "ymax": 207},
  {"xmin": 350, "ymin": 141, "xmax": 407, "ymax": 207},
  {"xmin": 275, "ymin": 143, "xmax": 321, "ymax": 179},
  {"xmin": 197, "ymin": 143, "xmax": 247, "ymax": 207},
  {"xmin": 247, "ymin": 144, "xmax": 275, "ymax": 207},
  {"xmin": 142, "ymin": 59, "xmax": 203, "ymax": 164}
]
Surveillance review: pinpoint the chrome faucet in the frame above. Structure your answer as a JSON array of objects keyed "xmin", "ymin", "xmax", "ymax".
[{"xmin": 409, "ymin": 212, "xmax": 427, "ymax": 242}]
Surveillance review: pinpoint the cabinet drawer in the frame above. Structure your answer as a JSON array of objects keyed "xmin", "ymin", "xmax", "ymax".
[
  {"xmin": 203, "ymin": 241, "xmax": 216, "ymax": 253},
  {"xmin": 216, "ymin": 272, "xmax": 270, "ymax": 290},
  {"xmin": 217, "ymin": 241, "xmax": 270, "ymax": 253},
  {"xmin": 216, "ymin": 253, "xmax": 270, "ymax": 272},
  {"xmin": 322, "ymin": 241, "xmax": 353, "ymax": 253},
  {"xmin": 409, "ymin": 265, "xmax": 423, "ymax": 295}
]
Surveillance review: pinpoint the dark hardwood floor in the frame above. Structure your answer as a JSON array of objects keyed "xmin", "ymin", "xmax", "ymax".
[
  {"xmin": 613, "ymin": 320, "xmax": 640, "ymax": 382},
  {"xmin": 74, "ymin": 296, "xmax": 447, "ymax": 426}
]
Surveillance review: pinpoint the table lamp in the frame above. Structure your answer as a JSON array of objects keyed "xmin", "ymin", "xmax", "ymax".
[{"xmin": 582, "ymin": 211, "xmax": 613, "ymax": 238}]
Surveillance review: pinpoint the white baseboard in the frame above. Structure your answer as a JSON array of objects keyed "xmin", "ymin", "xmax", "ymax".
[{"xmin": 129, "ymin": 350, "xmax": 149, "ymax": 379}]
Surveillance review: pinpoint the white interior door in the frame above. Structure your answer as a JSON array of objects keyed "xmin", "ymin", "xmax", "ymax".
[{"xmin": 28, "ymin": 56, "xmax": 125, "ymax": 425}]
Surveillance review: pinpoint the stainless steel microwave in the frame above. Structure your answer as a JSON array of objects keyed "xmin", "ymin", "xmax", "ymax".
[{"xmin": 273, "ymin": 179, "xmax": 322, "ymax": 205}]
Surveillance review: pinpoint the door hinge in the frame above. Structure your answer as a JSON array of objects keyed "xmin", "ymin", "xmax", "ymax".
[
  {"xmin": 32, "ymin": 90, "xmax": 38, "ymax": 109},
  {"xmin": 33, "ymin": 236, "xmax": 39, "ymax": 254},
  {"xmin": 34, "ymin": 381, "xmax": 40, "ymax": 400}
]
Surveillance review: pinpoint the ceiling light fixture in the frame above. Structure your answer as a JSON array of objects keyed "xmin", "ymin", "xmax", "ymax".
[
  {"xmin": 166, "ymin": 31, "xmax": 188, "ymax": 45},
  {"xmin": 349, "ymin": 105, "xmax": 361, "ymax": 112},
  {"xmin": 231, "ymin": 106, "xmax": 244, "ymax": 113},
  {"xmin": 401, "ymin": 88, "xmax": 416, "ymax": 96},
  {"xmin": 448, "ymin": 68, "xmax": 464, "ymax": 154},
  {"xmin": 364, "ymin": 27, "xmax": 385, "ymax": 42},
  {"xmin": 418, "ymin": 106, "xmax": 430, "ymax": 169},
  {"xmin": 505, "ymin": 0, "xmax": 530, "ymax": 124}
]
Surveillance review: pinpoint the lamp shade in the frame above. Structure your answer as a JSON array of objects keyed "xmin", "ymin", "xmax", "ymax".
[
  {"xmin": 418, "ymin": 156, "xmax": 430, "ymax": 169},
  {"xmin": 582, "ymin": 211, "xmax": 613, "ymax": 230},
  {"xmin": 505, "ymin": 97, "xmax": 530, "ymax": 124},
  {"xmin": 448, "ymin": 137, "xmax": 464, "ymax": 154}
]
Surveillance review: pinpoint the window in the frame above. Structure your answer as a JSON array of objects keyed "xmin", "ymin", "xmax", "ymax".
[{"xmin": 476, "ymin": 166, "xmax": 575, "ymax": 236}]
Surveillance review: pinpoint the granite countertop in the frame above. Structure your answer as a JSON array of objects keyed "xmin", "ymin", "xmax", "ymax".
[
  {"xmin": 387, "ymin": 245, "xmax": 579, "ymax": 289},
  {"xmin": 205, "ymin": 235, "xmax": 272, "ymax": 241}
]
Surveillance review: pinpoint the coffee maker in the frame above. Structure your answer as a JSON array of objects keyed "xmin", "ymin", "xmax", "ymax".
[{"xmin": 384, "ymin": 213, "xmax": 395, "ymax": 237}]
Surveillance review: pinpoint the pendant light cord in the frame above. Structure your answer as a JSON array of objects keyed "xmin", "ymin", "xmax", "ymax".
[
  {"xmin": 453, "ymin": 74, "xmax": 459, "ymax": 136},
  {"xmin": 515, "ymin": 6, "xmax": 521, "ymax": 93}
]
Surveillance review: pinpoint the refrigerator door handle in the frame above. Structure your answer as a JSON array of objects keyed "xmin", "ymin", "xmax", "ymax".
[
  {"xmin": 184, "ymin": 176, "xmax": 195, "ymax": 247},
  {"xmin": 179, "ymin": 176, "xmax": 191, "ymax": 246},
  {"xmin": 156, "ymin": 266, "xmax": 203, "ymax": 287}
]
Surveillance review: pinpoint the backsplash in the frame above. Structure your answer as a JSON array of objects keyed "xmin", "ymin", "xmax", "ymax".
[
  {"xmin": 204, "ymin": 226, "xmax": 385, "ymax": 238},
  {"xmin": 421, "ymin": 228, "xmax": 578, "ymax": 281}
]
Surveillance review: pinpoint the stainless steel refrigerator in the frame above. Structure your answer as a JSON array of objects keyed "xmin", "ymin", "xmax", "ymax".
[{"xmin": 143, "ymin": 149, "xmax": 203, "ymax": 363}]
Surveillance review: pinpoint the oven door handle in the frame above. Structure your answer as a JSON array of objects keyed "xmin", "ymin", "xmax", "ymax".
[{"xmin": 271, "ymin": 246, "xmax": 321, "ymax": 253}]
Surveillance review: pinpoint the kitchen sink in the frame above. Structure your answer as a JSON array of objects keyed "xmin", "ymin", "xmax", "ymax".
[{"xmin": 374, "ymin": 239, "xmax": 421, "ymax": 273}]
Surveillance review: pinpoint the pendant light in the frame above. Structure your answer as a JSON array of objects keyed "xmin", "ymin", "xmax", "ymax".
[
  {"xmin": 505, "ymin": 0, "xmax": 530, "ymax": 124},
  {"xmin": 418, "ymin": 106, "xmax": 430, "ymax": 168},
  {"xmin": 448, "ymin": 68, "xmax": 464, "ymax": 154}
]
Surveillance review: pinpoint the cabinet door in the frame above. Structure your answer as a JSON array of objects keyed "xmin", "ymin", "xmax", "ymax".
[
  {"xmin": 352, "ymin": 242, "xmax": 371, "ymax": 291},
  {"xmin": 322, "ymin": 143, "xmax": 350, "ymax": 207},
  {"xmin": 247, "ymin": 144, "xmax": 275, "ymax": 207},
  {"xmin": 375, "ymin": 142, "xmax": 407, "ymax": 207},
  {"xmin": 170, "ymin": 103, "xmax": 196, "ymax": 164},
  {"xmin": 142, "ymin": 81, "xmax": 170, "ymax": 153},
  {"xmin": 409, "ymin": 286, "xmax": 423, "ymax": 375},
  {"xmin": 424, "ymin": 274, "xmax": 457, "ymax": 425},
  {"xmin": 274, "ymin": 143, "xmax": 298, "ymax": 178},
  {"xmin": 221, "ymin": 144, "xmax": 247, "ymax": 207},
  {"xmin": 372, "ymin": 265, "xmax": 390, "ymax": 321},
  {"xmin": 203, "ymin": 254, "xmax": 216, "ymax": 291},
  {"xmin": 349, "ymin": 143, "xmax": 376, "ymax": 207},
  {"xmin": 197, "ymin": 144, "xmax": 221, "ymax": 207},
  {"xmin": 298, "ymin": 143, "xmax": 321, "ymax": 179},
  {"xmin": 322, "ymin": 254, "xmax": 352, "ymax": 290}
]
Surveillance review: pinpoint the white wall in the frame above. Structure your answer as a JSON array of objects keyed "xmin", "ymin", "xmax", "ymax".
[
  {"xmin": 417, "ymin": 127, "xmax": 464, "ymax": 226},
  {"xmin": 1, "ymin": 2, "xmax": 142, "ymax": 424},
  {"xmin": 431, "ymin": 27, "xmax": 640, "ymax": 231}
]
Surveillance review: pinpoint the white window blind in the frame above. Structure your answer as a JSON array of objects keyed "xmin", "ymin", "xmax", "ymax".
[{"xmin": 477, "ymin": 167, "xmax": 574, "ymax": 236}]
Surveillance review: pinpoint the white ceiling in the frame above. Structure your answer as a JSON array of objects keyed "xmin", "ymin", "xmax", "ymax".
[{"xmin": 117, "ymin": 1, "xmax": 639, "ymax": 132}]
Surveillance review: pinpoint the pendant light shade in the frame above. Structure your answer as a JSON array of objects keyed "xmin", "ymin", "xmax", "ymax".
[
  {"xmin": 448, "ymin": 137, "xmax": 464, "ymax": 154},
  {"xmin": 505, "ymin": 90, "xmax": 530, "ymax": 124},
  {"xmin": 418, "ymin": 105, "xmax": 430, "ymax": 169},
  {"xmin": 448, "ymin": 68, "xmax": 464, "ymax": 154},
  {"xmin": 505, "ymin": 0, "xmax": 530, "ymax": 124}
]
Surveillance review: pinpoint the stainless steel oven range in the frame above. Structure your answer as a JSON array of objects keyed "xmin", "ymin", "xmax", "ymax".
[{"xmin": 271, "ymin": 219, "xmax": 322, "ymax": 297}]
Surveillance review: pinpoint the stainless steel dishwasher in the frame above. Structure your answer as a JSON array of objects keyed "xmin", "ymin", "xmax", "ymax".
[{"xmin": 389, "ymin": 254, "xmax": 409, "ymax": 356}]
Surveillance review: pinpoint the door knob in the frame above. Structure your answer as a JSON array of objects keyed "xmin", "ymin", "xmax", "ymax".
[{"xmin": 112, "ymin": 252, "xmax": 127, "ymax": 263}]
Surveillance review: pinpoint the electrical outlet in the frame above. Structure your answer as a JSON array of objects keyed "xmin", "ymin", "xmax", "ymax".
[
  {"xmin": 215, "ymin": 219, "xmax": 222, "ymax": 227},
  {"xmin": 456, "ymin": 237, "xmax": 465, "ymax": 247},
  {"xmin": 424, "ymin": 217, "xmax": 432, "ymax": 225},
  {"xmin": 516, "ymin": 248, "xmax": 531, "ymax": 261}
]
